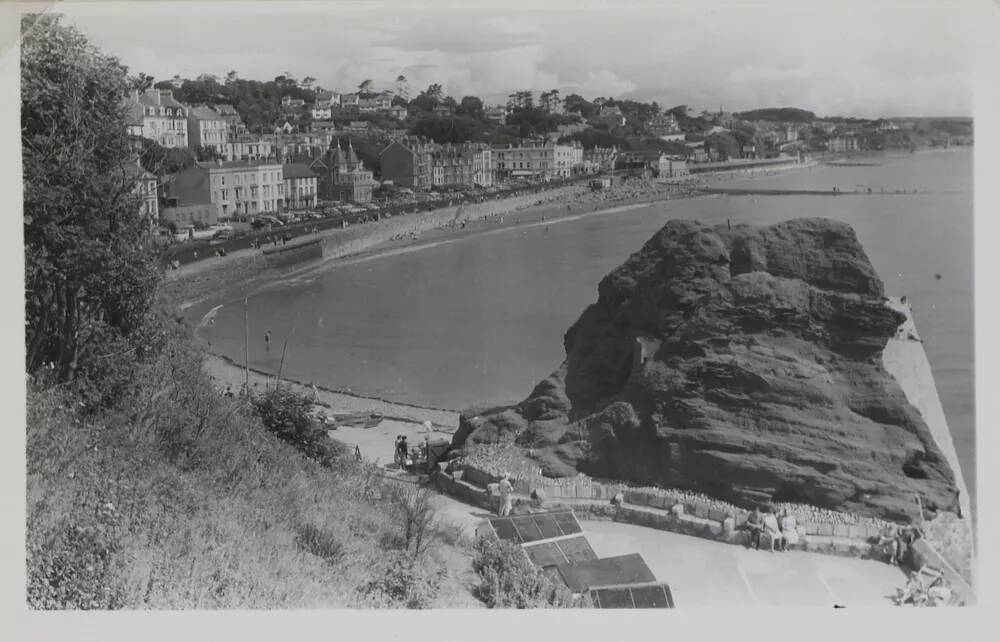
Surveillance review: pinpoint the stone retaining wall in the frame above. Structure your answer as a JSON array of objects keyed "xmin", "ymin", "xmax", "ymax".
[
  {"xmin": 321, "ymin": 186, "xmax": 586, "ymax": 261},
  {"xmin": 439, "ymin": 461, "xmax": 897, "ymax": 560},
  {"xmin": 449, "ymin": 461, "xmax": 893, "ymax": 536}
]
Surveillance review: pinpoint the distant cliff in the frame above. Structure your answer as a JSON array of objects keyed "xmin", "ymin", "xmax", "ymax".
[{"xmin": 452, "ymin": 218, "xmax": 959, "ymax": 522}]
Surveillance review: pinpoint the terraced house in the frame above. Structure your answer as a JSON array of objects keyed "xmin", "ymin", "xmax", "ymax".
[
  {"xmin": 493, "ymin": 140, "xmax": 583, "ymax": 181},
  {"xmin": 164, "ymin": 159, "xmax": 284, "ymax": 220},
  {"xmin": 282, "ymin": 163, "xmax": 318, "ymax": 209},
  {"xmin": 186, "ymin": 105, "xmax": 228, "ymax": 154},
  {"xmin": 431, "ymin": 142, "xmax": 493, "ymax": 188},
  {"xmin": 127, "ymin": 88, "xmax": 188, "ymax": 148},
  {"xmin": 379, "ymin": 137, "xmax": 437, "ymax": 190}
]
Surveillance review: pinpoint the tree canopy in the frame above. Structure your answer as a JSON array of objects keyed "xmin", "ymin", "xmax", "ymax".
[{"xmin": 22, "ymin": 14, "xmax": 162, "ymax": 400}]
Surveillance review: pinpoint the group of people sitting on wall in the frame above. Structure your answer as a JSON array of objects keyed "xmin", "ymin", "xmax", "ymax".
[
  {"xmin": 877, "ymin": 523, "xmax": 924, "ymax": 567},
  {"xmin": 743, "ymin": 506, "xmax": 801, "ymax": 552}
]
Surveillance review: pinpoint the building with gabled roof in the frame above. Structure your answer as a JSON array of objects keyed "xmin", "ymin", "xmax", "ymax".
[
  {"xmin": 127, "ymin": 88, "xmax": 189, "ymax": 148},
  {"xmin": 187, "ymin": 105, "xmax": 228, "ymax": 152},
  {"xmin": 163, "ymin": 158, "xmax": 285, "ymax": 220},
  {"xmin": 282, "ymin": 163, "xmax": 318, "ymax": 210},
  {"xmin": 379, "ymin": 136, "xmax": 438, "ymax": 190},
  {"xmin": 316, "ymin": 139, "xmax": 375, "ymax": 203}
]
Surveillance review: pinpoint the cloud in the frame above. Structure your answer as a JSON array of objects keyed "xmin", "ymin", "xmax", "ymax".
[
  {"xmin": 378, "ymin": 15, "xmax": 541, "ymax": 54},
  {"xmin": 728, "ymin": 63, "xmax": 814, "ymax": 84},
  {"xmin": 55, "ymin": 1, "xmax": 979, "ymax": 118},
  {"xmin": 572, "ymin": 70, "xmax": 637, "ymax": 98}
]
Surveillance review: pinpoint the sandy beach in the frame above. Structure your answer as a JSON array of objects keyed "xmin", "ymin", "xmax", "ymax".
[{"xmin": 163, "ymin": 161, "xmax": 807, "ymax": 311}]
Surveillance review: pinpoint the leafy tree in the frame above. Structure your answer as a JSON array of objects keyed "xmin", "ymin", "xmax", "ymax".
[
  {"xmin": 358, "ymin": 79, "xmax": 373, "ymax": 95},
  {"xmin": 423, "ymin": 83, "xmax": 444, "ymax": 100},
  {"xmin": 733, "ymin": 107, "xmax": 816, "ymax": 123},
  {"xmin": 391, "ymin": 95, "xmax": 408, "ymax": 108},
  {"xmin": 250, "ymin": 388, "xmax": 343, "ymax": 467},
  {"xmin": 130, "ymin": 73, "xmax": 155, "ymax": 92},
  {"xmin": 457, "ymin": 95, "xmax": 485, "ymax": 120},
  {"xmin": 300, "ymin": 76, "xmax": 316, "ymax": 90},
  {"xmin": 22, "ymin": 14, "xmax": 161, "ymax": 391},
  {"xmin": 408, "ymin": 92, "xmax": 439, "ymax": 113},
  {"xmin": 139, "ymin": 139, "xmax": 196, "ymax": 177},
  {"xmin": 564, "ymin": 93, "xmax": 595, "ymax": 118},
  {"xmin": 225, "ymin": 70, "xmax": 238, "ymax": 84},
  {"xmin": 408, "ymin": 114, "xmax": 489, "ymax": 144}
]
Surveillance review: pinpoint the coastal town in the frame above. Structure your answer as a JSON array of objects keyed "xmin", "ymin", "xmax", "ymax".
[
  {"xmin": 18, "ymin": 4, "xmax": 981, "ymax": 625},
  {"xmin": 123, "ymin": 73, "xmax": 971, "ymax": 249}
]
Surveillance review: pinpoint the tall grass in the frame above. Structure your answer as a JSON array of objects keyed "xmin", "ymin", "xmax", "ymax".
[{"xmin": 25, "ymin": 327, "xmax": 474, "ymax": 609}]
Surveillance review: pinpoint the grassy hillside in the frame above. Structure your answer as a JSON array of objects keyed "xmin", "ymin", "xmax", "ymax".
[{"xmin": 26, "ymin": 320, "xmax": 479, "ymax": 609}]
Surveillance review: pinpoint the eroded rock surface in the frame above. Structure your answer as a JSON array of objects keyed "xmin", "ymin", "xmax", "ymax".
[{"xmin": 452, "ymin": 218, "xmax": 959, "ymax": 521}]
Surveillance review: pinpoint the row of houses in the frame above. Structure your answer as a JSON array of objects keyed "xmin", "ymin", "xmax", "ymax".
[
  {"xmin": 156, "ymin": 138, "xmax": 376, "ymax": 227},
  {"xmin": 378, "ymin": 138, "xmax": 609, "ymax": 190}
]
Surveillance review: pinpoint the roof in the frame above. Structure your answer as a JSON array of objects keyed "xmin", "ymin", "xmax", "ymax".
[
  {"xmin": 194, "ymin": 160, "xmax": 282, "ymax": 171},
  {"xmin": 315, "ymin": 90, "xmax": 334, "ymax": 101},
  {"xmin": 137, "ymin": 89, "xmax": 186, "ymax": 110},
  {"xmin": 282, "ymin": 163, "xmax": 316, "ymax": 179},
  {"xmin": 211, "ymin": 103, "xmax": 239, "ymax": 116},
  {"xmin": 189, "ymin": 105, "xmax": 224, "ymax": 121},
  {"xmin": 555, "ymin": 554, "xmax": 656, "ymax": 594}
]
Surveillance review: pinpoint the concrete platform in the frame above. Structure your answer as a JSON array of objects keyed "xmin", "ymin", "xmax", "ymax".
[{"xmin": 583, "ymin": 520, "xmax": 906, "ymax": 608}]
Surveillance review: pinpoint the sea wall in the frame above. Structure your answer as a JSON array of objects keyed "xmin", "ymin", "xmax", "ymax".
[{"xmin": 319, "ymin": 185, "xmax": 587, "ymax": 261}]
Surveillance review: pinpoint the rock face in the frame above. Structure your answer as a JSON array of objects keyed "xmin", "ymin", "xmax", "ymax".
[{"xmin": 452, "ymin": 218, "xmax": 959, "ymax": 521}]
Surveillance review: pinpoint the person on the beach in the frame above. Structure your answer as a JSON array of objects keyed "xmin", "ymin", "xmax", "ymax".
[
  {"xmin": 264, "ymin": 331, "xmax": 271, "ymax": 351},
  {"xmin": 354, "ymin": 445, "xmax": 362, "ymax": 462},
  {"xmin": 223, "ymin": 385, "xmax": 234, "ymax": 398},
  {"xmin": 745, "ymin": 508, "xmax": 764, "ymax": 549},
  {"xmin": 498, "ymin": 473, "xmax": 513, "ymax": 516},
  {"xmin": 763, "ymin": 508, "xmax": 784, "ymax": 552},
  {"xmin": 399, "ymin": 435, "xmax": 410, "ymax": 468}
]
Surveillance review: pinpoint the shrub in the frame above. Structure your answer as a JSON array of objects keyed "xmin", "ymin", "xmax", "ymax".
[
  {"xmin": 357, "ymin": 552, "xmax": 444, "ymax": 609},
  {"xmin": 295, "ymin": 523, "xmax": 346, "ymax": 565},
  {"xmin": 27, "ymin": 516, "xmax": 125, "ymax": 610},
  {"xmin": 471, "ymin": 536, "xmax": 579, "ymax": 608},
  {"xmin": 381, "ymin": 483, "xmax": 438, "ymax": 560},
  {"xmin": 250, "ymin": 388, "xmax": 342, "ymax": 466}
]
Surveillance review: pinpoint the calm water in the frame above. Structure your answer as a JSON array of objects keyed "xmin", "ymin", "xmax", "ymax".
[{"xmin": 195, "ymin": 149, "xmax": 974, "ymax": 496}]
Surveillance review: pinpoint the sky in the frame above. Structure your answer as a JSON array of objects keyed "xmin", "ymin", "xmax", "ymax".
[{"xmin": 49, "ymin": 0, "xmax": 984, "ymax": 118}]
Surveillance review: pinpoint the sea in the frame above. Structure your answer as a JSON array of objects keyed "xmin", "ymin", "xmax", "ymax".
[{"xmin": 194, "ymin": 149, "xmax": 974, "ymax": 501}]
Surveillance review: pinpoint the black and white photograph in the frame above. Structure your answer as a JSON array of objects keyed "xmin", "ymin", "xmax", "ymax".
[{"xmin": 4, "ymin": 0, "xmax": 997, "ymax": 632}]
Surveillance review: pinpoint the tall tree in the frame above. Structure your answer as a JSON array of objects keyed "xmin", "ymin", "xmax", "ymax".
[
  {"xmin": 358, "ymin": 79, "xmax": 373, "ymax": 95},
  {"xmin": 457, "ymin": 95, "xmax": 485, "ymax": 120},
  {"xmin": 225, "ymin": 70, "xmax": 239, "ymax": 84},
  {"xmin": 423, "ymin": 83, "xmax": 443, "ymax": 100},
  {"xmin": 21, "ymin": 14, "xmax": 160, "ymax": 388}
]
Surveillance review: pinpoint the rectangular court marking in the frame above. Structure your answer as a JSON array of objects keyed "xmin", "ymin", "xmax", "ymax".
[
  {"xmin": 736, "ymin": 563, "xmax": 760, "ymax": 606},
  {"xmin": 816, "ymin": 570, "xmax": 840, "ymax": 605}
]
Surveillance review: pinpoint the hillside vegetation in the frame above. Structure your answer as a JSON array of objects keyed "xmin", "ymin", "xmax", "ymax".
[{"xmin": 22, "ymin": 13, "xmax": 480, "ymax": 610}]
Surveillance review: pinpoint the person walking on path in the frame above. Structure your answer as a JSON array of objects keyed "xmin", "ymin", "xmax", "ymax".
[{"xmin": 498, "ymin": 473, "xmax": 514, "ymax": 517}]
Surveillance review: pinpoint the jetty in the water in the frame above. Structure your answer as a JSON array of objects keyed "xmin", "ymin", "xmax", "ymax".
[{"xmin": 695, "ymin": 186, "xmax": 918, "ymax": 196}]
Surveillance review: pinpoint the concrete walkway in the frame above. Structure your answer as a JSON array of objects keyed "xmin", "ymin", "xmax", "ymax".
[
  {"xmin": 584, "ymin": 520, "xmax": 905, "ymax": 608},
  {"xmin": 882, "ymin": 297, "xmax": 971, "ymax": 520}
]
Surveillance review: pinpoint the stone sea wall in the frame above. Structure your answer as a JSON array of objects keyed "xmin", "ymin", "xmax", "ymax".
[{"xmin": 321, "ymin": 186, "xmax": 587, "ymax": 261}]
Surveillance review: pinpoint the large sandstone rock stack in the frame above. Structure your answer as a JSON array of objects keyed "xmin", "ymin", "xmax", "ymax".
[{"xmin": 452, "ymin": 218, "xmax": 959, "ymax": 521}]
